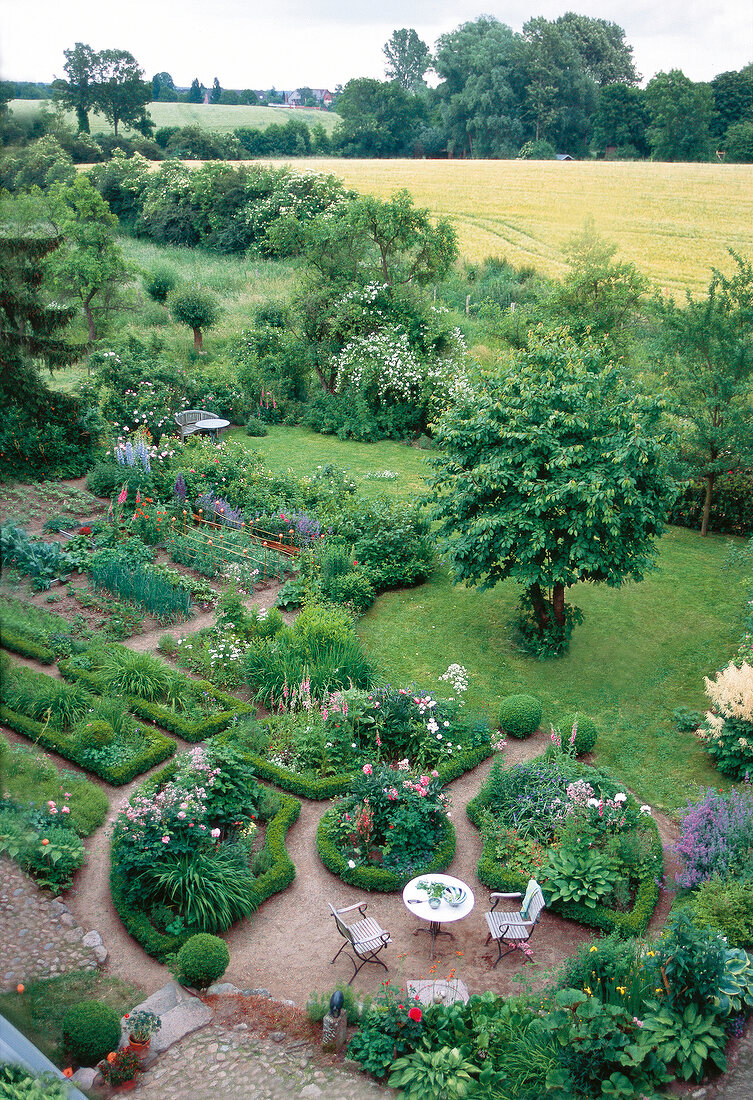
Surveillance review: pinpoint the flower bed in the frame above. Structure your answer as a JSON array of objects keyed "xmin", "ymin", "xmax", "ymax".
[
  {"xmin": 467, "ymin": 753, "xmax": 662, "ymax": 936},
  {"xmin": 1, "ymin": 665, "xmax": 175, "ymax": 785},
  {"xmin": 109, "ymin": 732, "xmax": 300, "ymax": 960},
  {"xmin": 316, "ymin": 763, "xmax": 457, "ymax": 890},
  {"xmin": 59, "ymin": 645, "xmax": 252, "ymax": 742}
]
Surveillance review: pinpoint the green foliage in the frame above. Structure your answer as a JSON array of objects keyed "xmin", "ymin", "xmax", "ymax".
[
  {"xmin": 306, "ymin": 982, "xmax": 365, "ymax": 1026},
  {"xmin": 657, "ymin": 911, "xmax": 728, "ymax": 1011},
  {"xmin": 0, "ymin": 524, "xmax": 74, "ymax": 590},
  {"xmin": 174, "ymin": 933, "xmax": 229, "ymax": 987},
  {"xmin": 686, "ymin": 877, "xmax": 753, "ymax": 947},
  {"xmin": 346, "ymin": 981, "xmax": 425, "ymax": 1076},
  {"xmin": 143, "ymin": 265, "xmax": 178, "ymax": 303},
  {"xmin": 556, "ymin": 713, "xmax": 598, "ymax": 755},
  {"xmin": 0, "ymin": 1064, "xmax": 72, "ymax": 1099},
  {"xmin": 61, "ymin": 999, "xmax": 122, "ymax": 1065},
  {"xmin": 88, "ymin": 556, "xmax": 193, "ymax": 622},
  {"xmin": 245, "ymin": 415, "xmax": 268, "ymax": 436},
  {"xmin": 498, "ymin": 694, "xmax": 542, "ymax": 739},
  {"xmin": 645, "ymin": 69, "xmax": 713, "ymax": 161},
  {"xmin": 427, "ymin": 327, "xmax": 674, "ymax": 651},
  {"xmin": 388, "ymin": 1045, "xmax": 479, "ymax": 1098},
  {"xmin": 542, "ymin": 847, "xmax": 621, "ymax": 908},
  {"xmin": 668, "ymin": 471, "xmax": 753, "ymax": 537},
  {"xmin": 635, "ymin": 1001, "xmax": 726, "ymax": 1082},
  {"xmin": 142, "ymin": 844, "xmax": 257, "ymax": 933},
  {"xmin": 168, "ymin": 283, "xmax": 221, "ymax": 352}
]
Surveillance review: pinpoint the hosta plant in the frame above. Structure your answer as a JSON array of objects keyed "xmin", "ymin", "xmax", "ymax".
[
  {"xmin": 635, "ymin": 1001, "xmax": 727, "ymax": 1082},
  {"xmin": 387, "ymin": 1045, "xmax": 478, "ymax": 1099},
  {"xmin": 542, "ymin": 848, "xmax": 621, "ymax": 908}
]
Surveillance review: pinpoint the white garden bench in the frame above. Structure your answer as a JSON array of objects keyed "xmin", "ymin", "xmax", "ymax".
[{"xmin": 174, "ymin": 409, "xmax": 221, "ymax": 443}]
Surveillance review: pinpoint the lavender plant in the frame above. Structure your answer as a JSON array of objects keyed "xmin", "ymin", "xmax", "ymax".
[{"xmin": 674, "ymin": 784, "xmax": 753, "ymax": 889}]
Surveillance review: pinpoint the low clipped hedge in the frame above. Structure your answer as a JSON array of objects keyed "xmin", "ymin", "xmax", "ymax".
[
  {"xmin": 316, "ymin": 805, "xmax": 456, "ymax": 892},
  {"xmin": 244, "ymin": 741, "xmax": 493, "ymax": 801},
  {"xmin": 110, "ymin": 755, "xmax": 301, "ymax": 961},
  {"xmin": 0, "ymin": 625, "xmax": 55, "ymax": 664},
  {"xmin": 59, "ymin": 657, "xmax": 252, "ymax": 741},
  {"xmin": 0, "ymin": 704, "xmax": 175, "ymax": 785},
  {"xmin": 467, "ymin": 761, "xmax": 663, "ymax": 937}
]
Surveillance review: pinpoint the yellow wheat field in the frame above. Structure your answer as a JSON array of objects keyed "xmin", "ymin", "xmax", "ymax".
[{"xmin": 269, "ymin": 158, "xmax": 753, "ymax": 296}]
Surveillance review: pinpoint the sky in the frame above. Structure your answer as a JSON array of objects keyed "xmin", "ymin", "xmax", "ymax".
[{"xmin": 1, "ymin": 0, "xmax": 751, "ymax": 90}]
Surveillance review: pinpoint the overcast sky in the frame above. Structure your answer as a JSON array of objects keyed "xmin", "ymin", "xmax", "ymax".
[{"xmin": 2, "ymin": 0, "xmax": 751, "ymax": 90}]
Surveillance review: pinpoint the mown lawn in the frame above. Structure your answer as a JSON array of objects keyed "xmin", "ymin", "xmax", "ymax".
[
  {"xmin": 226, "ymin": 424, "xmax": 432, "ymax": 501},
  {"xmin": 358, "ymin": 524, "xmax": 747, "ymax": 814}
]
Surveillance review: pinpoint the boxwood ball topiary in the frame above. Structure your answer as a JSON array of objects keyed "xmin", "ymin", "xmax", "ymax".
[
  {"xmin": 176, "ymin": 933, "xmax": 229, "ymax": 988},
  {"xmin": 557, "ymin": 713, "xmax": 598, "ymax": 755},
  {"xmin": 499, "ymin": 694, "xmax": 542, "ymax": 739},
  {"xmin": 62, "ymin": 1000, "xmax": 122, "ymax": 1065}
]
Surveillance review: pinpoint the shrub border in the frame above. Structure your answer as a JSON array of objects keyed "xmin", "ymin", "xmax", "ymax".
[
  {"xmin": 109, "ymin": 752, "xmax": 301, "ymax": 961},
  {"xmin": 59, "ymin": 654, "xmax": 252, "ymax": 741},
  {"xmin": 316, "ymin": 803, "xmax": 456, "ymax": 892},
  {"xmin": 466, "ymin": 757, "xmax": 663, "ymax": 937},
  {"xmin": 0, "ymin": 704, "xmax": 176, "ymax": 785}
]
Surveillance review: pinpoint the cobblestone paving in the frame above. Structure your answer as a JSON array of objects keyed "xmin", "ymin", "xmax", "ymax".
[
  {"xmin": 130, "ymin": 1024, "xmax": 395, "ymax": 1100},
  {"xmin": 0, "ymin": 856, "xmax": 99, "ymax": 989}
]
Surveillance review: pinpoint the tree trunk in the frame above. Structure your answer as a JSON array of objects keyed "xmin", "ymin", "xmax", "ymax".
[
  {"xmin": 83, "ymin": 296, "xmax": 97, "ymax": 342},
  {"xmin": 529, "ymin": 583, "xmax": 549, "ymax": 633},
  {"xmin": 700, "ymin": 473, "xmax": 715, "ymax": 537},
  {"xmin": 193, "ymin": 327, "xmax": 204, "ymax": 353},
  {"xmin": 76, "ymin": 107, "xmax": 90, "ymax": 134},
  {"xmin": 552, "ymin": 584, "xmax": 566, "ymax": 626}
]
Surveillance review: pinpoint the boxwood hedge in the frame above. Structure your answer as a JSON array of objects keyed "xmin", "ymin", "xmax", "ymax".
[
  {"xmin": 316, "ymin": 804, "xmax": 456, "ymax": 892},
  {"xmin": 0, "ymin": 704, "xmax": 175, "ymax": 785},
  {"xmin": 59, "ymin": 656, "xmax": 252, "ymax": 741},
  {"xmin": 109, "ymin": 751, "xmax": 301, "ymax": 961},
  {"xmin": 0, "ymin": 625, "xmax": 55, "ymax": 664}
]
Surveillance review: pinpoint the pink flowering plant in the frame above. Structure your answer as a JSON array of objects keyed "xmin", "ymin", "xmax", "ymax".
[
  {"xmin": 333, "ymin": 762, "xmax": 450, "ymax": 873},
  {"xmin": 111, "ymin": 741, "xmax": 262, "ymax": 933}
]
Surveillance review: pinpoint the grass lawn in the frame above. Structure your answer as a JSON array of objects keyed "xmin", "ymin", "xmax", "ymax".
[
  {"xmin": 226, "ymin": 424, "xmax": 432, "ymax": 501},
  {"xmin": 358, "ymin": 524, "xmax": 747, "ymax": 814}
]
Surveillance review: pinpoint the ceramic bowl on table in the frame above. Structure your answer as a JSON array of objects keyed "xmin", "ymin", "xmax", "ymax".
[{"xmin": 443, "ymin": 886, "xmax": 467, "ymax": 908}]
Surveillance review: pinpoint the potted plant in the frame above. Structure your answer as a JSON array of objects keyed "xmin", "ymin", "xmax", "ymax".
[
  {"xmin": 100, "ymin": 1047, "xmax": 140, "ymax": 1089},
  {"xmin": 124, "ymin": 1009, "xmax": 161, "ymax": 1054}
]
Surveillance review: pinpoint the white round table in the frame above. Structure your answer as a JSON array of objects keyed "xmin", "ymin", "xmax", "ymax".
[
  {"xmin": 195, "ymin": 417, "xmax": 230, "ymax": 440},
  {"xmin": 403, "ymin": 873, "xmax": 475, "ymax": 958}
]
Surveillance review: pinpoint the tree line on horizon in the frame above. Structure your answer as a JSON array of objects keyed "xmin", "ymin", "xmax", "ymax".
[{"xmin": 2, "ymin": 12, "xmax": 752, "ymax": 162}]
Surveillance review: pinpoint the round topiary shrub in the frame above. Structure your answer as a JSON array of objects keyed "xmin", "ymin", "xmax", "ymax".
[
  {"xmin": 75, "ymin": 719, "xmax": 115, "ymax": 749},
  {"xmin": 175, "ymin": 933, "xmax": 229, "ymax": 988},
  {"xmin": 62, "ymin": 1000, "xmax": 122, "ymax": 1065},
  {"xmin": 499, "ymin": 694, "xmax": 542, "ymax": 739},
  {"xmin": 245, "ymin": 416, "xmax": 268, "ymax": 437},
  {"xmin": 556, "ymin": 713, "xmax": 598, "ymax": 755}
]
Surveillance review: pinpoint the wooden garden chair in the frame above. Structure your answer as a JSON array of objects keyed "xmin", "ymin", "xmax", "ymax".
[{"xmin": 484, "ymin": 878, "xmax": 546, "ymax": 967}]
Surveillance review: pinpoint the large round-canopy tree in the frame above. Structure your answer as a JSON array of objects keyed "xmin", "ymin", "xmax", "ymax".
[{"xmin": 426, "ymin": 327, "xmax": 675, "ymax": 654}]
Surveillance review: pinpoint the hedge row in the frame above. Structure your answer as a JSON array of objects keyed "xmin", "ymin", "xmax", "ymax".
[
  {"xmin": 242, "ymin": 741, "xmax": 493, "ymax": 801},
  {"xmin": 466, "ymin": 764, "xmax": 663, "ymax": 937},
  {"xmin": 58, "ymin": 658, "xmax": 252, "ymax": 741},
  {"xmin": 316, "ymin": 805, "xmax": 456, "ymax": 892},
  {"xmin": 110, "ymin": 763, "xmax": 301, "ymax": 961},
  {"xmin": 0, "ymin": 625, "xmax": 55, "ymax": 664},
  {"xmin": 0, "ymin": 705, "xmax": 176, "ymax": 785}
]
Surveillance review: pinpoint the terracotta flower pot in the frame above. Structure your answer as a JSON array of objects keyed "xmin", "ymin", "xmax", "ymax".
[{"xmin": 128, "ymin": 1036, "xmax": 150, "ymax": 1056}]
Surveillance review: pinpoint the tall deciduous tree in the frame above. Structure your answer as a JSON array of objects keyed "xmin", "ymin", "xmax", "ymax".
[
  {"xmin": 333, "ymin": 78, "xmax": 425, "ymax": 157},
  {"xmin": 657, "ymin": 253, "xmax": 753, "ymax": 535},
  {"xmin": 433, "ymin": 17, "xmax": 526, "ymax": 157},
  {"xmin": 383, "ymin": 28, "xmax": 431, "ymax": 91},
  {"xmin": 427, "ymin": 327, "xmax": 673, "ymax": 643},
  {"xmin": 187, "ymin": 78, "xmax": 204, "ymax": 104},
  {"xmin": 645, "ymin": 70, "xmax": 713, "ymax": 161},
  {"xmin": 45, "ymin": 175, "xmax": 130, "ymax": 342},
  {"xmin": 210, "ymin": 77, "xmax": 222, "ymax": 104},
  {"xmin": 522, "ymin": 17, "xmax": 597, "ymax": 153},
  {"xmin": 591, "ymin": 84, "xmax": 649, "ymax": 156},
  {"xmin": 52, "ymin": 42, "xmax": 99, "ymax": 133},
  {"xmin": 94, "ymin": 49, "xmax": 153, "ymax": 136},
  {"xmin": 168, "ymin": 284, "xmax": 221, "ymax": 352},
  {"xmin": 555, "ymin": 13, "xmax": 638, "ymax": 86}
]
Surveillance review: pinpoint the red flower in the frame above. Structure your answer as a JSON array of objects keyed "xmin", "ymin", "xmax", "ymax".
[
  {"xmin": 79, "ymin": 526, "xmax": 92, "ymax": 536},
  {"xmin": 408, "ymin": 1006, "xmax": 422, "ymax": 1022}
]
